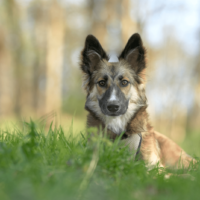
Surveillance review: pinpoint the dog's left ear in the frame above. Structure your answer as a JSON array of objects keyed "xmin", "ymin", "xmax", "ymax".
[{"xmin": 119, "ymin": 33, "xmax": 146, "ymax": 82}]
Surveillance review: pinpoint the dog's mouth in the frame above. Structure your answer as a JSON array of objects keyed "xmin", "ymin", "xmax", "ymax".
[
  {"xmin": 101, "ymin": 110, "xmax": 121, "ymax": 117},
  {"xmin": 106, "ymin": 113, "xmax": 121, "ymax": 117}
]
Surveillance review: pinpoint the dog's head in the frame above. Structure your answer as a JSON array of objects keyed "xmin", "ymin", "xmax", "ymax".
[{"xmin": 80, "ymin": 33, "xmax": 147, "ymax": 133}]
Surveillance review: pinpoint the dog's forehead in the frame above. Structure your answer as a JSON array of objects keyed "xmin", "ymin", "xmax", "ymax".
[{"xmin": 97, "ymin": 60, "xmax": 132, "ymax": 79}]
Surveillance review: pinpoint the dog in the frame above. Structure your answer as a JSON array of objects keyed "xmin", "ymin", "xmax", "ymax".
[{"xmin": 79, "ymin": 33, "xmax": 195, "ymax": 169}]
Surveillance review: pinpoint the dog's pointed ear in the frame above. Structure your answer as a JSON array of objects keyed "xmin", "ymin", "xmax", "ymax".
[
  {"xmin": 119, "ymin": 33, "xmax": 146, "ymax": 82},
  {"xmin": 80, "ymin": 35, "xmax": 108, "ymax": 76}
]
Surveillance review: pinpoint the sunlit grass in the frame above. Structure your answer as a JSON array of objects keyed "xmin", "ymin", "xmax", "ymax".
[
  {"xmin": 0, "ymin": 113, "xmax": 86, "ymax": 136},
  {"xmin": 180, "ymin": 130, "xmax": 200, "ymax": 157},
  {"xmin": 0, "ymin": 120, "xmax": 199, "ymax": 200}
]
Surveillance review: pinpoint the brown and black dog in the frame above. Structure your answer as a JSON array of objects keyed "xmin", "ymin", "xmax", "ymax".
[{"xmin": 79, "ymin": 33, "xmax": 195, "ymax": 169}]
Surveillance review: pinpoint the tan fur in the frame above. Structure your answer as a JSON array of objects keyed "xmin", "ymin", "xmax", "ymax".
[
  {"xmin": 121, "ymin": 107, "xmax": 195, "ymax": 169},
  {"xmin": 154, "ymin": 131, "xmax": 194, "ymax": 168}
]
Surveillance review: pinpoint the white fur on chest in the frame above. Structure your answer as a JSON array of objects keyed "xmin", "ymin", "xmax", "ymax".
[
  {"xmin": 105, "ymin": 100, "xmax": 138, "ymax": 135},
  {"xmin": 105, "ymin": 115, "xmax": 127, "ymax": 134}
]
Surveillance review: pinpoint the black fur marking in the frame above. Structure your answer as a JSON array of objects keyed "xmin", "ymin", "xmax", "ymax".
[
  {"xmin": 121, "ymin": 133, "xmax": 128, "ymax": 140},
  {"xmin": 119, "ymin": 33, "xmax": 143, "ymax": 59},
  {"xmin": 103, "ymin": 75, "xmax": 108, "ymax": 81},
  {"xmin": 85, "ymin": 35, "xmax": 108, "ymax": 58},
  {"xmin": 111, "ymin": 65, "xmax": 115, "ymax": 74},
  {"xmin": 81, "ymin": 35, "xmax": 108, "ymax": 76},
  {"xmin": 118, "ymin": 75, "xmax": 123, "ymax": 80},
  {"xmin": 119, "ymin": 33, "xmax": 146, "ymax": 76},
  {"xmin": 111, "ymin": 74, "xmax": 118, "ymax": 80},
  {"xmin": 135, "ymin": 133, "xmax": 142, "ymax": 160},
  {"xmin": 110, "ymin": 65, "xmax": 119, "ymax": 80}
]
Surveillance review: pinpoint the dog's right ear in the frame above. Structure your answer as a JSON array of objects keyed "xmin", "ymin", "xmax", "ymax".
[
  {"xmin": 80, "ymin": 35, "xmax": 108, "ymax": 76},
  {"xmin": 119, "ymin": 33, "xmax": 146, "ymax": 83}
]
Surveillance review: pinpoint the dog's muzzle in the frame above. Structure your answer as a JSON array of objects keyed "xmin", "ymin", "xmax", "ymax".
[{"xmin": 98, "ymin": 86, "xmax": 129, "ymax": 116}]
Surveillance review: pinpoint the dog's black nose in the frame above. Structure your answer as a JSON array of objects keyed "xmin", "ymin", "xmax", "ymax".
[{"xmin": 107, "ymin": 104, "xmax": 119, "ymax": 112}]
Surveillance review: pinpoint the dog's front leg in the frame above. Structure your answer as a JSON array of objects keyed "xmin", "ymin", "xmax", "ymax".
[{"xmin": 121, "ymin": 132, "xmax": 163, "ymax": 169}]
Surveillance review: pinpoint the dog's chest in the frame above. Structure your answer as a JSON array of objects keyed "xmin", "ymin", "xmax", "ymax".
[{"xmin": 105, "ymin": 116, "xmax": 127, "ymax": 135}]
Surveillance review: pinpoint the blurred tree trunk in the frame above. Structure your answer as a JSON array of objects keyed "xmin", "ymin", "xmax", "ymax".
[
  {"xmin": 186, "ymin": 11, "xmax": 200, "ymax": 130},
  {"xmin": 31, "ymin": 0, "xmax": 47, "ymax": 115},
  {"xmin": 3, "ymin": 0, "xmax": 25, "ymax": 117},
  {"xmin": 0, "ymin": 30, "xmax": 13, "ymax": 116},
  {"xmin": 88, "ymin": 0, "xmax": 124, "ymax": 52},
  {"xmin": 88, "ymin": 0, "xmax": 107, "ymax": 47},
  {"xmin": 189, "ymin": 42, "xmax": 200, "ymax": 130},
  {"xmin": 106, "ymin": 0, "xmax": 122, "ymax": 52},
  {"xmin": 45, "ymin": 1, "xmax": 65, "ymax": 113},
  {"xmin": 121, "ymin": 0, "xmax": 137, "ymax": 45}
]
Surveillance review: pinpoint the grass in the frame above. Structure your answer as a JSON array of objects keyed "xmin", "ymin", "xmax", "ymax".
[
  {"xmin": 0, "ymin": 113, "xmax": 86, "ymax": 136},
  {"xmin": 0, "ymin": 120, "xmax": 199, "ymax": 200}
]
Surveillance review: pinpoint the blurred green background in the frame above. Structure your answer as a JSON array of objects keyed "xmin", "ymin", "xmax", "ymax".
[{"xmin": 0, "ymin": 0, "xmax": 200, "ymax": 145}]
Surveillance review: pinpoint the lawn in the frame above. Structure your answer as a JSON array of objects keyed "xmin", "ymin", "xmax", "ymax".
[{"xmin": 0, "ymin": 120, "xmax": 199, "ymax": 200}]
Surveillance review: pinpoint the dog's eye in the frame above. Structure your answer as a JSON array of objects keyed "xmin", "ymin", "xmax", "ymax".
[
  {"xmin": 98, "ymin": 80, "xmax": 106, "ymax": 87},
  {"xmin": 121, "ymin": 80, "xmax": 128, "ymax": 86}
]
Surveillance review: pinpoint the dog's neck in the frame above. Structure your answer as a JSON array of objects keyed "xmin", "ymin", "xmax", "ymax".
[{"xmin": 86, "ymin": 106, "xmax": 150, "ymax": 139}]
